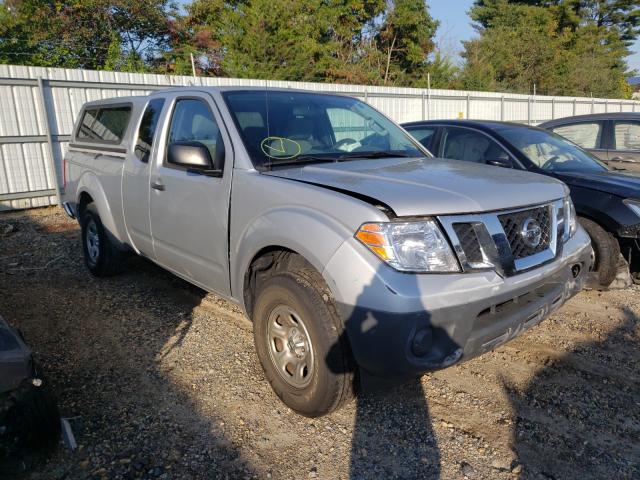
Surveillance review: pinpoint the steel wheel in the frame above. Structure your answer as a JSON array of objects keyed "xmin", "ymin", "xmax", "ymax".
[
  {"xmin": 85, "ymin": 218, "xmax": 100, "ymax": 264},
  {"xmin": 267, "ymin": 304, "xmax": 315, "ymax": 389}
]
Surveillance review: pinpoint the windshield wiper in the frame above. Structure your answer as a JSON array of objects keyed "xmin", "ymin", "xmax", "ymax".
[
  {"xmin": 265, "ymin": 155, "xmax": 336, "ymax": 170},
  {"xmin": 335, "ymin": 151, "xmax": 416, "ymax": 161},
  {"xmin": 264, "ymin": 151, "xmax": 418, "ymax": 170}
]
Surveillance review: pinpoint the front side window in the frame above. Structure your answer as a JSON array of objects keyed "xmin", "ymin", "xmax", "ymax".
[
  {"xmin": 439, "ymin": 128, "xmax": 509, "ymax": 164},
  {"xmin": 167, "ymin": 99, "xmax": 221, "ymax": 164},
  {"xmin": 551, "ymin": 122, "xmax": 602, "ymax": 149},
  {"xmin": 222, "ymin": 91, "xmax": 424, "ymax": 168},
  {"xmin": 135, "ymin": 98, "xmax": 165, "ymax": 162},
  {"xmin": 613, "ymin": 121, "xmax": 640, "ymax": 150},
  {"xmin": 499, "ymin": 127, "xmax": 607, "ymax": 172},
  {"xmin": 77, "ymin": 106, "xmax": 131, "ymax": 144},
  {"xmin": 405, "ymin": 127, "xmax": 436, "ymax": 149}
]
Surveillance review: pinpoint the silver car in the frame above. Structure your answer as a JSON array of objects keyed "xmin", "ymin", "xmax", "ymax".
[{"xmin": 61, "ymin": 87, "xmax": 592, "ymax": 416}]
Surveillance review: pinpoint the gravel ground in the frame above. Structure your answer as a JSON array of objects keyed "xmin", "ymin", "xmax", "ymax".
[{"xmin": 0, "ymin": 207, "xmax": 638, "ymax": 480}]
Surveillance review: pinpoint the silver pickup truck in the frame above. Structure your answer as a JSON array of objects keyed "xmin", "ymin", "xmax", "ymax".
[{"xmin": 62, "ymin": 87, "xmax": 592, "ymax": 417}]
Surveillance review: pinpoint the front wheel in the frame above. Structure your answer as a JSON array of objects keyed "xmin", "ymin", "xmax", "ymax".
[
  {"xmin": 578, "ymin": 217, "xmax": 620, "ymax": 288},
  {"xmin": 252, "ymin": 268, "xmax": 355, "ymax": 417}
]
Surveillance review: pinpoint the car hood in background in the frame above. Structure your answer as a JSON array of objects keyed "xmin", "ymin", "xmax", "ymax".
[
  {"xmin": 553, "ymin": 170, "xmax": 640, "ymax": 198},
  {"xmin": 264, "ymin": 157, "xmax": 567, "ymax": 217}
]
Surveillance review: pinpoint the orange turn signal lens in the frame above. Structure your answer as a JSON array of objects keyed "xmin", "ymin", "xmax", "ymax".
[
  {"xmin": 355, "ymin": 223, "xmax": 394, "ymax": 262},
  {"xmin": 355, "ymin": 230, "xmax": 386, "ymax": 246}
]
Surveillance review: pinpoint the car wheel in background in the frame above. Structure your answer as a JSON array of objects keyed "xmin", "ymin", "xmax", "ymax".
[
  {"xmin": 252, "ymin": 265, "xmax": 356, "ymax": 417},
  {"xmin": 578, "ymin": 217, "xmax": 620, "ymax": 288}
]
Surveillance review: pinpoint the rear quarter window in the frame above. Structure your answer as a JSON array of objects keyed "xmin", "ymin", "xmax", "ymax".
[{"xmin": 76, "ymin": 105, "xmax": 132, "ymax": 144}]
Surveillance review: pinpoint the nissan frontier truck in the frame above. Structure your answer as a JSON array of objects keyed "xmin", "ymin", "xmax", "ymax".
[{"xmin": 62, "ymin": 87, "xmax": 592, "ymax": 416}]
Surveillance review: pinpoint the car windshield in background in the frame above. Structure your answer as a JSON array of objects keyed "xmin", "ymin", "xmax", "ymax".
[
  {"xmin": 499, "ymin": 127, "xmax": 608, "ymax": 173},
  {"xmin": 222, "ymin": 91, "xmax": 424, "ymax": 168}
]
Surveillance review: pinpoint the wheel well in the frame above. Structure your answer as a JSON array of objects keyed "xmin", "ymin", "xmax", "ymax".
[
  {"xmin": 243, "ymin": 247, "xmax": 314, "ymax": 320},
  {"xmin": 77, "ymin": 192, "xmax": 94, "ymax": 217}
]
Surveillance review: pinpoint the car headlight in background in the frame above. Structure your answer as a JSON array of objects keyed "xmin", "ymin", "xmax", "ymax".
[
  {"xmin": 624, "ymin": 199, "xmax": 640, "ymax": 218},
  {"xmin": 355, "ymin": 221, "xmax": 460, "ymax": 272},
  {"xmin": 563, "ymin": 196, "xmax": 577, "ymax": 241}
]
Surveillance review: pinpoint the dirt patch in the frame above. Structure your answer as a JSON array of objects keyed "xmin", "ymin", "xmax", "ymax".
[{"xmin": 0, "ymin": 207, "xmax": 638, "ymax": 480}]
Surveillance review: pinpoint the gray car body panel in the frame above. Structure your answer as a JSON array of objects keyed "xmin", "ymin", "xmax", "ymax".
[
  {"xmin": 62, "ymin": 86, "xmax": 592, "ymax": 379},
  {"xmin": 264, "ymin": 157, "xmax": 568, "ymax": 216}
]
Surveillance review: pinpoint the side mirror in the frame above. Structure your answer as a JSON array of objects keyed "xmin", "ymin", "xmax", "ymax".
[
  {"xmin": 167, "ymin": 141, "xmax": 224, "ymax": 176},
  {"xmin": 486, "ymin": 158, "xmax": 513, "ymax": 168}
]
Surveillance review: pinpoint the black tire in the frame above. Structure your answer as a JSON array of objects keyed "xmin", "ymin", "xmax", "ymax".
[
  {"xmin": 80, "ymin": 203, "xmax": 125, "ymax": 276},
  {"xmin": 252, "ymin": 264, "xmax": 355, "ymax": 417},
  {"xmin": 579, "ymin": 216, "xmax": 620, "ymax": 288}
]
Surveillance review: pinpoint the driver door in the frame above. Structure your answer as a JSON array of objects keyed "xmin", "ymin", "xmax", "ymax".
[{"xmin": 149, "ymin": 93, "xmax": 233, "ymax": 296}]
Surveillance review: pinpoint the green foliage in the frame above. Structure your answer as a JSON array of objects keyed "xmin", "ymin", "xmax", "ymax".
[
  {"xmin": 463, "ymin": 0, "xmax": 635, "ymax": 97},
  {"xmin": 0, "ymin": 0, "xmax": 635, "ymax": 97},
  {"xmin": 0, "ymin": 0, "xmax": 176, "ymax": 70}
]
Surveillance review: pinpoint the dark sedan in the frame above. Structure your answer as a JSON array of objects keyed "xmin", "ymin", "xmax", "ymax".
[
  {"xmin": 402, "ymin": 119, "xmax": 640, "ymax": 287},
  {"xmin": 539, "ymin": 113, "xmax": 640, "ymax": 173}
]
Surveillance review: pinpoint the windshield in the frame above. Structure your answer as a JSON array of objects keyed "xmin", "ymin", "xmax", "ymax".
[
  {"xmin": 499, "ymin": 126, "xmax": 608, "ymax": 173},
  {"xmin": 222, "ymin": 91, "xmax": 425, "ymax": 168}
]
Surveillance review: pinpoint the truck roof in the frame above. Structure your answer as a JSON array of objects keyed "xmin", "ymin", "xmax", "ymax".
[
  {"xmin": 82, "ymin": 87, "xmax": 351, "ymax": 109},
  {"xmin": 147, "ymin": 86, "xmax": 346, "ymax": 96},
  {"xmin": 83, "ymin": 95, "xmax": 149, "ymax": 108}
]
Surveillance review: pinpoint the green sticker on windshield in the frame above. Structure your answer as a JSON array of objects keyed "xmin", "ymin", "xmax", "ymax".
[{"xmin": 260, "ymin": 136, "xmax": 302, "ymax": 159}]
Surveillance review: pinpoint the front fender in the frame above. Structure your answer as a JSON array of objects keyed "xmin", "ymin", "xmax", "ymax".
[{"xmin": 232, "ymin": 205, "xmax": 356, "ymax": 309}]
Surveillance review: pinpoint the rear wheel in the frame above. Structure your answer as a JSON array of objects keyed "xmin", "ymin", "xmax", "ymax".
[
  {"xmin": 252, "ymin": 262, "xmax": 355, "ymax": 417},
  {"xmin": 578, "ymin": 217, "xmax": 620, "ymax": 288},
  {"xmin": 80, "ymin": 203, "xmax": 125, "ymax": 276}
]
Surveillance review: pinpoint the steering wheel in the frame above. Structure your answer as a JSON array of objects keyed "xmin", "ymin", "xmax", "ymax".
[
  {"xmin": 542, "ymin": 155, "xmax": 561, "ymax": 170},
  {"xmin": 334, "ymin": 138, "xmax": 360, "ymax": 150}
]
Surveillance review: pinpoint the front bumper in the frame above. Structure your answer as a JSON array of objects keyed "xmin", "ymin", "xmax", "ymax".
[{"xmin": 322, "ymin": 226, "xmax": 593, "ymax": 382}]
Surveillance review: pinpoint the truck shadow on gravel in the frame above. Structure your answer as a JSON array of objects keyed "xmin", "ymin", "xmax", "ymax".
[
  {"xmin": 0, "ymin": 213, "xmax": 256, "ymax": 478},
  {"xmin": 506, "ymin": 307, "xmax": 640, "ymax": 479},
  {"xmin": 328, "ymin": 268, "xmax": 453, "ymax": 479}
]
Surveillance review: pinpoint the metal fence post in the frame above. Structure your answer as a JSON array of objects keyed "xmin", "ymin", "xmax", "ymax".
[
  {"xmin": 421, "ymin": 91, "xmax": 426, "ymax": 120},
  {"xmin": 551, "ymin": 98, "xmax": 555, "ymax": 119},
  {"xmin": 500, "ymin": 95, "xmax": 505, "ymax": 121},
  {"xmin": 527, "ymin": 98, "xmax": 531, "ymax": 125},
  {"xmin": 36, "ymin": 76, "xmax": 62, "ymax": 207},
  {"xmin": 573, "ymin": 99, "xmax": 577, "ymax": 116},
  {"xmin": 466, "ymin": 94, "xmax": 471, "ymax": 119}
]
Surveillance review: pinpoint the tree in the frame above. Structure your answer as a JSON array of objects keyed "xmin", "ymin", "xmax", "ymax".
[
  {"xmin": 0, "ymin": 0, "xmax": 176, "ymax": 71},
  {"xmin": 376, "ymin": 0, "xmax": 440, "ymax": 85},
  {"xmin": 463, "ymin": 1, "xmax": 632, "ymax": 97},
  {"xmin": 471, "ymin": 0, "xmax": 640, "ymax": 43}
]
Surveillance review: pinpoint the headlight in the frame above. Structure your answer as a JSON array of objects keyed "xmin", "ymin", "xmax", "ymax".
[
  {"xmin": 355, "ymin": 220, "xmax": 460, "ymax": 272},
  {"xmin": 624, "ymin": 199, "xmax": 640, "ymax": 217},
  {"xmin": 563, "ymin": 196, "xmax": 577, "ymax": 241}
]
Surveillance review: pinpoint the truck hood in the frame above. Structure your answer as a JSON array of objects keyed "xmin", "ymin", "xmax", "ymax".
[
  {"xmin": 552, "ymin": 169, "xmax": 640, "ymax": 199},
  {"xmin": 264, "ymin": 157, "xmax": 567, "ymax": 216}
]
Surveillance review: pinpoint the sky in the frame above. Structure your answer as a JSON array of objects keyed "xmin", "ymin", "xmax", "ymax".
[{"xmin": 428, "ymin": 0, "xmax": 640, "ymax": 72}]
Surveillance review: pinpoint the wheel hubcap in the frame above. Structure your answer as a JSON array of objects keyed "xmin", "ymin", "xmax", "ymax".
[
  {"xmin": 85, "ymin": 219, "xmax": 100, "ymax": 262},
  {"xmin": 267, "ymin": 305, "xmax": 314, "ymax": 388}
]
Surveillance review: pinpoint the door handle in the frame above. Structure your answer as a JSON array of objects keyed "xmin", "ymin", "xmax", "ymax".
[{"xmin": 150, "ymin": 181, "xmax": 165, "ymax": 191}]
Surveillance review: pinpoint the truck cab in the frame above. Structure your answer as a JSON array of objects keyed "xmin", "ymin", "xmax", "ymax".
[{"xmin": 62, "ymin": 87, "xmax": 593, "ymax": 416}]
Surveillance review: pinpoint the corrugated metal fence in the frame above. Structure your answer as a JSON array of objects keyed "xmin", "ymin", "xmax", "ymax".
[{"xmin": 1, "ymin": 63, "xmax": 639, "ymax": 210}]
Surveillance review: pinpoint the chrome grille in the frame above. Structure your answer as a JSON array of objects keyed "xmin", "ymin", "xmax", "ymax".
[
  {"xmin": 498, "ymin": 206, "xmax": 551, "ymax": 259},
  {"xmin": 439, "ymin": 200, "xmax": 562, "ymax": 278},
  {"xmin": 452, "ymin": 223, "xmax": 483, "ymax": 264}
]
